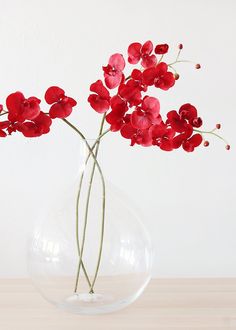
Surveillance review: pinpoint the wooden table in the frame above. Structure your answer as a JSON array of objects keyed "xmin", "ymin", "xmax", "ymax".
[{"xmin": 0, "ymin": 278, "xmax": 236, "ymax": 329}]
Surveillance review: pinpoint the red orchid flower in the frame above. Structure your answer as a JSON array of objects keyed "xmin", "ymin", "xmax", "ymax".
[
  {"xmin": 131, "ymin": 96, "xmax": 161, "ymax": 130},
  {"xmin": 179, "ymin": 103, "xmax": 203, "ymax": 127},
  {"xmin": 150, "ymin": 122, "xmax": 176, "ymax": 151},
  {"xmin": 6, "ymin": 92, "xmax": 41, "ymax": 122},
  {"xmin": 167, "ymin": 103, "xmax": 203, "ymax": 134},
  {"xmin": 143, "ymin": 62, "xmax": 175, "ymax": 90},
  {"xmin": 128, "ymin": 41, "xmax": 157, "ymax": 68},
  {"xmin": 182, "ymin": 134, "xmax": 203, "ymax": 152},
  {"xmin": 130, "ymin": 69, "xmax": 148, "ymax": 92},
  {"xmin": 103, "ymin": 54, "xmax": 125, "ymax": 89},
  {"xmin": 14, "ymin": 111, "xmax": 52, "ymax": 138},
  {"xmin": 45, "ymin": 86, "xmax": 77, "ymax": 119},
  {"xmin": 166, "ymin": 106, "xmax": 203, "ymax": 152},
  {"xmin": 120, "ymin": 122, "xmax": 152, "ymax": 147},
  {"xmin": 167, "ymin": 110, "xmax": 188, "ymax": 133},
  {"xmin": 106, "ymin": 111, "xmax": 125, "ymax": 132},
  {"xmin": 88, "ymin": 80, "xmax": 110, "ymax": 113},
  {"xmin": 118, "ymin": 81, "xmax": 142, "ymax": 107},
  {"xmin": 106, "ymin": 95, "xmax": 128, "ymax": 131},
  {"xmin": 171, "ymin": 124, "xmax": 193, "ymax": 148}
]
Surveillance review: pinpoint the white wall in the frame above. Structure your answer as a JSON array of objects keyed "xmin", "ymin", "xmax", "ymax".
[{"xmin": 0, "ymin": 0, "xmax": 235, "ymax": 278}]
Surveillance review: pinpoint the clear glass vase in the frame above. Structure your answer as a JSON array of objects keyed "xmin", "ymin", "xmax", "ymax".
[{"xmin": 28, "ymin": 139, "xmax": 153, "ymax": 314}]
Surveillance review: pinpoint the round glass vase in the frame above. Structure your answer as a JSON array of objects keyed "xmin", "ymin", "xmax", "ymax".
[{"xmin": 28, "ymin": 139, "xmax": 153, "ymax": 314}]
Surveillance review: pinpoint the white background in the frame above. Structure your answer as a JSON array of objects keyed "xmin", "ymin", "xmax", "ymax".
[{"xmin": 0, "ymin": 0, "xmax": 235, "ymax": 278}]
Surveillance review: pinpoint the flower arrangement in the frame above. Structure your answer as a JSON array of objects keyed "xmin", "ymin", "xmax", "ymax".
[
  {"xmin": 0, "ymin": 40, "xmax": 229, "ymax": 151},
  {"xmin": 0, "ymin": 41, "xmax": 229, "ymax": 297}
]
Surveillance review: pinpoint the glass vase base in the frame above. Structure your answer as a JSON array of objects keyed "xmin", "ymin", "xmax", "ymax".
[{"xmin": 57, "ymin": 292, "xmax": 129, "ymax": 315}]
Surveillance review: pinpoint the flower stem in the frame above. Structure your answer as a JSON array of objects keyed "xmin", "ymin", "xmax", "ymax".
[
  {"xmin": 74, "ymin": 129, "xmax": 110, "ymax": 291},
  {"xmin": 87, "ymin": 122, "xmax": 109, "ymax": 294},
  {"xmin": 168, "ymin": 64, "xmax": 178, "ymax": 74},
  {"xmin": 0, "ymin": 111, "xmax": 8, "ymax": 117},
  {"xmin": 193, "ymin": 128, "xmax": 229, "ymax": 145},
  {"xmin": 73, "ymin": 115, "xmax": 106, "ymax": 293},
  {"xmin": 74, "ymin": 168, "xmax": 92, "ymax": 291},
  {"xmin": 158, "ymin": 54, "xmax": 164, "ymax": 63},
  {"xmin": 168, "ymin": 60, "xmax": 191, "ymax": 66},
  {"xmin": 175, "ymin": 48, "xmax": 182, "ymax": 62},
  {"xmin": 74, "ymin": 129, "xmax": 110, "ymax": 293},
  {"xmin": 61, "ymin": 118, "xmax": 106, "ymax": 294}
]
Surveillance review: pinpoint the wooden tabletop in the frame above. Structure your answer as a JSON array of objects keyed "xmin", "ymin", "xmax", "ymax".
[{"xmin": 0, "ymin": 278, "xmax": 236, "ymax": 329}]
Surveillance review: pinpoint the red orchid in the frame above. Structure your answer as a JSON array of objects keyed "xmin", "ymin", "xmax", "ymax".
[
  {"xmin": 155, "ymin": 44, "xmax": 169, "ymax": 55},
  {"xmin": 106, "ymin": 96, "xmax": 128, "ymax": 131},
  {"xmin": 103, "ymin": 54, "xmax": 125, "ymax": 89},
  {"xmin": 128, "ymin": 41, "xmax": 157, "ymax": 68},
  {"xmin": 172, "ymin": 124, "xmax": 193, "ymax": 149},
  {"xmin": 45, "ymin": 86, "xmax": 77, "ymax": 119},
  {"xmin": 150, "ymin": 122, "xmax": 175, "ymax": 151},
  {"xmin": 6, "ymin": 92, "xmax": 41, "ymax": 122},
  {"xmin": 130, "ymin": 69, "xmax": 148, "ymax": 92},
  {"xmin": 143, "ymin": 62, "xmax": 175, "ymax": 90},
  {"xmin": 120, "ymin": 122, "xmax": 152, "ymax": 147},
  {"xmin": 106, "ymin": 111, "xmax": 125, "ymax": 132},
  {"xmin": 118, "ymin": 81, "xmax": 142, "ymax": 107},
  {"xmin": 88, "ymin": 80, "xmax": 110, "ymax": 113},
  {"xmin": 14, "ymin": 111, "xmax": 52, "ymax": 137},
  {"xmin": 182, "ymin": 134, "xmax": 203, "ymax": 152},
  {"xmin": 166, "ymin": 106, "xmax": 203, "ymax": 152},
  {"xmin": 179, "ymin": 103, "xmax": 203, "ymax": 127},
  {"xmin": 167, "ymin": 110, "xmax": 188, "ymax": 133},
  {"xmin": 131, "ymin": 96, "xmax": 161, "ymax": 130}
]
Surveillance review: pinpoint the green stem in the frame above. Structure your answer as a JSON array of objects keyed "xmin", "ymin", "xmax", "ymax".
[
  {"xmin": 74, "ymin": 115, "xmax": 106, "ymax": 293},
  {"xmin": 193, "ymin": 128, "xmax": 229, "ymax": 145},
  {"xmin": 168, "ymin": 64, "xmax": 178, "ymax": 74},
  {"xmin": 74, "ymin": 128, "xmax": 110, "ymax": 293},
  {"xmin": 89, "ymin": 195, "xmax": 106, "ymax": 293},
  {"xmin": 168, "ymin": 60, "xmax": 191, "ymax": 66},
  {"xmin": 158, "ymin": 54, "xmax": 164, "ymax": 63},
  {"xmin": 61, "ymin": 118, "xmax": 106, "ymax": 294},
  {"xmin": 175, "ymin": 48, "xmax": 182, "ymax": 62},
  {"xmin": 74, "ymin": 174, "xmax": 92, "ymax": 291}
]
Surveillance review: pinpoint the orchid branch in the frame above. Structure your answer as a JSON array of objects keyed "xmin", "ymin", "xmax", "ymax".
[{"xmin": 193, "ymin": 128, "xmax": 230, "ymax": 146}]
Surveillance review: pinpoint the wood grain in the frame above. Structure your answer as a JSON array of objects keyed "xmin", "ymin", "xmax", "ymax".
[{"xmin": 0, "ymin": 278, "xmax": 236, "ymax": 329}]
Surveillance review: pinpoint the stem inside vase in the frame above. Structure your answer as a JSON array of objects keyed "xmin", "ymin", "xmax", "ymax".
[{"xmin": 66, "ymin": 115, "xmax": 109, "ymax": 294}]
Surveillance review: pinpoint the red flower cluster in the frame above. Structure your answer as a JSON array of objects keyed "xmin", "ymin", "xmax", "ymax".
[
  {"xmin": 118, "ymin": 103, "xmax": 203, "ymax": 151},
  {"xmin": 0, "ymin": 86, "xmax": 77, "ymax": 138},
  {"xmin": 0, "ymin": 40, "xmax": 228, "ymax": 152},
  {"xmin": 88, "ymin": 40, "xmax": 207, "ymax": 152}
]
